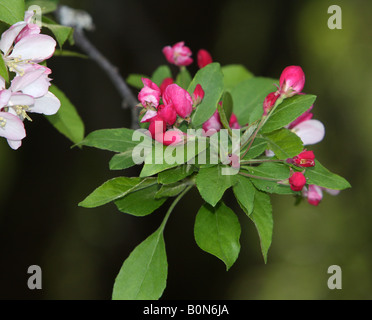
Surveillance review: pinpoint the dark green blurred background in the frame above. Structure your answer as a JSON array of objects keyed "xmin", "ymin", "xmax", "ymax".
[{"xmin": 0, "ymin": 0, "xmax": 369, "ymax": 299}]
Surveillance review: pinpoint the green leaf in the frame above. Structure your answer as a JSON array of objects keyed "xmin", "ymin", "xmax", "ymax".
[
  {"xmin": 157, "ymin": 164, "xmax": 194, "ymax": 185},
  {"xmin": 233, "ymin": 174, "xmax": 255, "ymax": 215},
  {"xmin": 241, "ymin": 162, "xmax": 295, "ymax": 195},
  {"xmin": 305, "ymin": 160, "xmax": 351, "ymax": 190},
  {"xmin": 114, "ymin": 183, "xmax": 167, "ymax": 216},
  {"xmin": 221, "ymin": 64, "xmax": 254, "ymax": 91},
  {"xmin": 249, "ymin": 190, "xmax": 273, "ymax": 263},
  {"xmin": 217, "ymin": 97, "xmax": 231, "ymax": 133},
  {"xmin": 78, "ymin": 128, "xmax": 151, "ymax": 153},
  {"xmin": 46, "ymin": 85, "xmax": 85, "ymax": 144},
  {"xmin": 241, "ymin": 137, "xmax": 267, "ymax": 160},
  {"xmin": 79, "ymin": 177, "xmax": 157, "ymax": 208},
  {"xmin": 0, "ymin": 0, "xmax": 25, "ymax": 25},
  {"xmin": 0, "ymin": 53, "xmax": 9, "ymax": 83},
  {"xmin": 175, "ymin": 67, "xmax": 192, "ymax": 89},
  {"xmin": 140, "ymin": 138, "xmax": 207, "ymax": 178},
  {"xmin": 155, "ymin": 181, "xmax": 189, "ymax": 199},
  {"xmin": 42, "ymin": 16, "xmax": 73, "ymax": 48},
  {"xmin": 263, "ymin": 128, "xmax": 304, "ymax": 159},
  {"xmin": 25, "ymin": 0, "xmax": 58, "ymax": 13},
  {"xmin": 109, "ymin": 150, "xmax": 137, "ymax": 171},
  {"xmin": 188, "ymin": 63, "xmax": 225, "ymax": 128},
  {"xmin": 231, "ymin": 77, "xmax": 278, "ymax": 126},
  {"xmin": 112, "ymin": 227, "xmax": 167, "ymax": 300},
  {"xmin": 261, "ymin": 94, "xmax": 317, "ymax": 133},
  {"xmin": 194, "ymin": 202, "xmax": 241, "ymax": 270},
  {"xmin": 126, "ymin": 73, "xmax": 149, "ymax": 89},
  {"xmin": 196, "ymin": 165, "xmax": 233, "ymax": 207},
  {"xmin": 151, "ymin": 65, "xmax": 172, "ymax": 86},
  {"xmin": 222, "ymin": 91, "xmax": 233, "ymax": 121},
  {"xmin": 53, "ymin": 49, "xmax": 88, "ymax": 59}
]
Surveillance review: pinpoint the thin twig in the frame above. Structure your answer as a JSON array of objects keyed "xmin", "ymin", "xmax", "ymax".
[{"xmin": 55, "ymin": 6, "xmax": 140, "ymax": 129}]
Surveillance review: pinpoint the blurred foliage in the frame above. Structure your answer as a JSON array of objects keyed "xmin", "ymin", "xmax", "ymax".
[{"xmin": 0, "ymin": 0, "xmax": 370, "ymax": 299}]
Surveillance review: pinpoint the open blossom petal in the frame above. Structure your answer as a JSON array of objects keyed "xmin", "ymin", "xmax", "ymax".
[
  {"xmin": 0, "ymin": 89, "xmax": 12, "ymax": 109},
  {"xmin": 7, "ymin": 139, "xmax": 22, "ymax": 150},
  {"xmin": 138, "ymin": 78, "xmax": 161, "ymax": 108},
  {"xmin": 8, "ymin": 92, "xmax": 34, "ymax": 107},
  {"xmin": 9, "ymin": 34, "xmax": 56, "ymax": 62},
  {"xmin": 141, "ymin": 109, "xmax": 158, "ymax": 123},
  {"xmin": 11, "ymin": 67, "xmax": 51, "ymax": 98},
  {"xmin": 31, "ymin": 92, "xmax": 60, "ymax": 115},
  {"xmin": 292, "ymin": 119, "xmax": 325, "ymax": 145},
  {"xmin": 0, "ymin": 22, "xmax": 27, "ymax": 55},
  {"xmin": 0, "ymin": 111, "xmax": 26, "ymax": 141}
]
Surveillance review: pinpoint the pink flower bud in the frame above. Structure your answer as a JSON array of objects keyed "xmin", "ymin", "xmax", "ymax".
[
  {"xmin": 148, "ymin": 115, "xmax": 166, "ymax": 139},
  {"xmin": 163, "ymin": 84, "xmax": 193, "ymax": 119},
  {"xmin": 162, "ymin": 41, "xmax": 193, "ymax": 67},
  {"xmin": 159, "ymin": 129, "xmax": 186, "ymax": 146},
  {"xmin": 160, "ymin": 77, "xmax": 174, "ymax": 95},
  {"xmin": 138, "ymin": 78, "xmax": 161, "ymax": 108},
  {"xmin": 304, "ymin": 185, "xmax": 323, "ymax": 206},
  {"xmin": 291, "ymin": 150, "xmax": 315, "ymax": 167},
  {"xmin": 229, "ymin": 113, "xmax": 241, "ymax": 129},
  {"xmin": 263, "ymin": 91, "xmax": 280, "ymax": 115},
  {"xmin": 202, "ymin": 110, "xmax": 222, "ymax": 136},
  {"xmin": 279, "ymin": 66, "xmax": 305, "ymax": 97},
  {"xmin": 192, "ymin": 84, "xmax": 205, "ymax": 106},
  {"xmin": 289, "ymin": 171, "xmax": 306, "ymax": 192},
  {"xmin": 157, "ymin": 104, "xmax": 177, "ymax": 126},
  {"xmin": 197, "ymin": 49, "xmax": 213, "ymax": 68}
]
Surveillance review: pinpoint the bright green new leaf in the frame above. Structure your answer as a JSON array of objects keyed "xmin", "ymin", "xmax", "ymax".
[
  {"xmin": 109, "ymin": 150, "xmax": 137, "ymax": 171},
  {"xmin": 261, "ymin": 94, "xmax": 317, "ymax": 133},
  {"xmin": 196, "ymin": 165, "xmax": 233, "ymax": 207},
  {"xmin": 112, "ymin": 228, "xmax": 167, "ymax": 300},
  {"xmin": 114, "ymin": 183, "xmax": 167, "ymax": 216},
  {"xmin": 188, "ymin": 63, "xmax": 225, "ymax": 128},
  {"xmin": 231, "ymin": 77, "xmax": 278, "ymax": 126},
  {"xmin": 0, "ymin": 0, "xmax": 25, "ymax": 25},
  {"xmin": 194, "ymin": 202, "xmax": 241, "ymax": 270},
  {"xmin": 305, "ymin": 160, "xmax": 351, "ymax": 190},
  {"xmin": 79, "ymin": 177, "xmax": 157, "ymax": 208},
  {"xmin": 46, "ymin": 85, "xmax": 85, "ymax": 144},
  {"xmin": 221, "ymin": 64, "xmax": 254, "ymax": 91},
  {"xmin": 233, "ymin": 174, "xmax": 255, "ymax": 215},
  {"xmin": 221, "ymin": 91, "xmax": 233, "ymax": 122},
  {"xmin": 263, "ymin": 128, "xmax": 304, "ymax": 159},
  {"xmin": 249, "ymin": 190, "xmax": 273, "ymax": 263}
]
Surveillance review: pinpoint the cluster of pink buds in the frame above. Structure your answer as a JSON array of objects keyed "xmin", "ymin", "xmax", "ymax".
[
  {"xmin": 136, "ymin": 42, "xmax": 215, "ymax": 145},
  {"xmin": 138, "ymin": 78, "xmax": 204, "ymax": 145},
  {"xmin": 0, "ymin": 11, "xmax": 60, "ymax": 150}
]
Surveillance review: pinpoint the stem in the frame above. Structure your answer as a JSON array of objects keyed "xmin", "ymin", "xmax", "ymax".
[
  {"xmin": 159, "ymin": 184, "xmax": 193, "ymax": 232},
  {"xmin": 240, "ymin": 159, "xmax": 284, "ymax": 165},
  {"xmin": 240, "ymin": 96, "xmax": 284, "ymax": 159}
]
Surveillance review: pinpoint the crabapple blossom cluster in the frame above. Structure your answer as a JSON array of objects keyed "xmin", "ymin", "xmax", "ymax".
[
  {"xmin": 137, "ymin": 42, "xmax": 211, "ymax": 146},
  {"xmin": 138, "ymin": 77, "xmax": 204, "ymax": 145},
  {"xmin": 0, "ymin": 11, "xmax": 60, "ymax": 150},
  {"xmin": 263, "ymin": 66, "xmax": 335, "ymax": 205}
]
